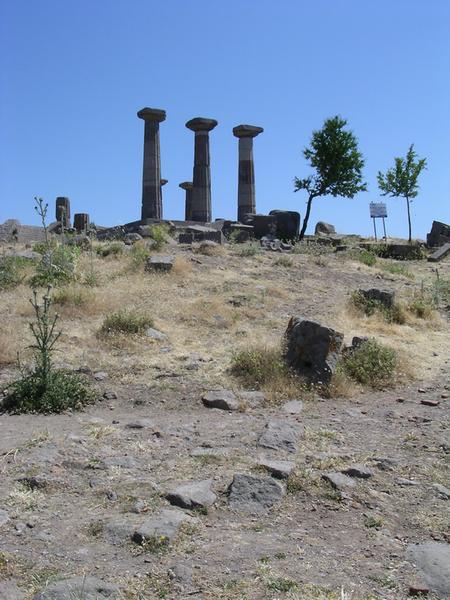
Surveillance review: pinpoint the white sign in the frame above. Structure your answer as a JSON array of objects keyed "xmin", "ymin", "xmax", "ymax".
[{"xmin": 370, "ymin": 202, "xmax": 387, "ymax": 219}]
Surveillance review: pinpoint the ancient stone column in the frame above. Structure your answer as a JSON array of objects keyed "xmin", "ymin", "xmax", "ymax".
[
  {"xmin": 233, "ymin": 124, "xmax": 264, "ymax": 222},
  {"xmin": 55, "ymin": 197, "xmax": 71, "ymax": 228},
  {"xmin": 179, "ymin": 182, "xmax": 193, "ymax": 221},
  {"xmin": 137, "ymin": 107, "xmax": 166, "ymax": 220},
  {"xmin": 185, "ymin": 118, "xmax": 218, "ymax": 222},
  {"xmin": 73, "ymin": 213, "xmax": 90, "ymax": 233},
  {"xmin": 159, "ymin": 179, "xmax": 168, "ymax": 219}
]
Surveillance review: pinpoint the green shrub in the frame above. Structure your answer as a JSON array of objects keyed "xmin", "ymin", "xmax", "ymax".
[
  {"xmin": 3, "ymin": 370, "xmax": 95, "ymax": 413},
  {"xmin": 148, "ymin": 224, "xmax": 171, "ymax": 251},
  {"xmin": 0, "ymin": 256, "xmax": 28, "ymax": 290},
  {"xmin": 380, "ymin": 262, "xmax": 414, "ymax": 279},
  {"xmin": 357, "ymin": 250, "xmax": 377, "ymax": 266},
  {"xmin": 130, "ymin": 242, "xmax": 150, "ymax": 269},
  {"xmin": 98, "ymin": 311, "xmax": 153, "ymax": 336},
  {"xmin": 2, "ymin": 287, "xmax": 94, "ymax": 413},
  {"xmin": 233, "ymin": 242, "xmax": 261, "ymax": 257},
  {"xmin": 96, "ymin": 242, "xmax": 124, "ymax": 258},
  {"xmin": 52, "ymin": 287, "xmax": 90, "ymax": 307},
  {"xmin": 408, "ymin": 296, "xmax": 435, "ymax": 319},
  {"xmin": 351, "ymin": 291, "xmax": 405, "ymax": 324},
  {"xmin": 340, "ymin": 339, "xmax": 397, "ymax": 387},
  {"xmin": 30, "ymin": 245, "xmax": 81, "ymax": 287},
  {"xmin": 230, "ymin": 347, "xmax": 288, "ymax": 387}
]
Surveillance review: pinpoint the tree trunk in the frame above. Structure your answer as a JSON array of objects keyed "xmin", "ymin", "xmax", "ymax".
[
  {"xmin": 298, "ymin": 194, "xmax": 314, "ymax": 241},
  {"xmin": 406, "ymin": 196, "xmax": 412, "ymax": 243}
]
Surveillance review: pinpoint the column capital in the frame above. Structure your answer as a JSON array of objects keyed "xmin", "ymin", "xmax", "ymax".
[
  {"xmin": 233, "ymin": 124, "xmax": 264, "ymax": 138},
  {"xmin": 179, "ymin": 181, "xmax": 193, "ymax": 190},
  {"xmin": 186, "ymin": 117, "xmax": 218, "ymax": 132},
  {"xmin": 137, "ymin": 107, "xmax": 166, "ymax": 122}
]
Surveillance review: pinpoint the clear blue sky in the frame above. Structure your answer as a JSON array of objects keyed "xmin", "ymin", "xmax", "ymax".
[{"xmin": 1, "ymin": 0, "xmax": 449, "ymax": 239}]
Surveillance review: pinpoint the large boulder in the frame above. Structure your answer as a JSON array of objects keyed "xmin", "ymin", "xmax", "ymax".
[
  {"xmin": 228, "ymin": 473, "xmax": 285, "ymax": 512},
  {"xmin": 315, "ymin": 221, "xmax": 336, "ymax": 236},
  {"xmin": 358, "ymin": 288, "xmax": 395, "ymax": 310},
  {"xmin": 166, "ymin": 480, "xmax": 217, "ymax": 509},
  {"xmin": 427, "ymin": 220, "xmax": 450, "ymax": 248},
  {"xmin": 242, "ymin": 214, "xmax": 277, "ymax": 238},
  {"xmin": 269, "ymin": 210, "xmax": 301, "ymax": 240},
  {"xmin": 285, "ymin": 317, "xmax": 344, "ymax": 384},
  {"xmin": 407, "ymin": 542, "xmax": 450, "ymax": 598}
]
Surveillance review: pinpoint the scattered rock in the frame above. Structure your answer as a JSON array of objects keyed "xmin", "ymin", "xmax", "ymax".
[
  {"xmin": 408, "ymin": 583, "xmax": 429, "ymax": 596},
  {"xmin": 407, "ymin": 542, "xmax": 450, "ymax": 597},
  {"xmin": 146, "ymin": 328, "xmax": 168, "ymax": 341},
  {"xmin": 145, "ymin": 255, "xmax": 174, "ymax": 272},
  {"xmin": 432, "ymin": 483, "xmax": 450, "ymax": 500},
  {"xmin": 281, "ymin": 399, "xmax": 303, "ymax": 415},
  {"xmin": 258, "ymin": 459, "xmax": 295, "ymax": 479},
  {"xmin": 125, "ymin": 419, "xmax": 152, "ymax": 429},
  {"xmin": 228, "ymin": 473, "xmax": 285, "ymax": 512},
  {"xmin": 103, "ymin": 456, "xmax": 139, "ymax": 469},
  {"xmin": 166, "ymin": 479, "xmax": 217, "ymax": 509},
  {"xmin": 167, "ymin": 563, "xmax": 193, "ymax": 585},
  {"xmin": 237, "ymin": 390, "xmax": 266, "ymax": 409},
  {"xmin": 202, "ymin": 390, "xmax": 239, "ymax": 411},
  {"xmin": 33, "ymin": 576, "xmax": 120, "ymax": 599},
  {"xmin": 373, "ymin": 457, "xmax": 398, "ymax": 471},
  {"xmin": 358, "ymin": 288, "xmax": 395, "ymax": 310},
  {"xmin": 94, "ymin": 371, "xmax": 108, "ymax": 381},
  {"xmin": 103, "ymin": 391, "xmax": 117, "ymax": 400},
  {"xmin": 132, "ymin": 509, "xmax": 194, "ymax": 545},
  {"xmin": 315, "ymin": 221, "xmax": 336, "ymax": 236},
  {"xmin": 258, "ymin": 419, "xmax": 301, "ymax": 454},
  {"xmin": 420, "ymin": 399, "xmax": 440, "ymax": 407},
  {"xmin": 341, "ymin": 465, "xmax": 373, "ymax": 479},
  {"xmin": 285, "ymin": 317, "xmax": 344, "ymax": 384},
  {"xmin": 395, "ymin": 477, "xmax": 420, "ymax": 486},
  {"xmin": 322, "ymin": 472, "xmax": 356, "ymax": 490}
]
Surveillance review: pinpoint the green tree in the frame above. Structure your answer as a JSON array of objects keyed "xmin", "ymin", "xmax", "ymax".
[
  {"xmin": 294, "ymin": 116, "xmax": 367, "ymax": 241},
  {"xmin": 377, "ymin": 144, "xmax": 427, "ymax": 243}
]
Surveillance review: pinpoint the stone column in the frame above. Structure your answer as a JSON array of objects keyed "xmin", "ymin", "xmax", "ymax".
[
  {"xmin": 160, "ymin": 179, "xmax": 168, "ymax": 219},
  {"xmin": 185, "ymin": 117, "xmax": 218, "ymax": 222},
  {"xmin": 55, "ymin": 197, "xmax": 71, "ymax": 228},
  {"xmin": 73, "ymin": 213, "xmax": 90, "ymax": 233},
  {"xmin": 233, "ymin": 124, "xmax": 264, "ymax": 222},
  {"xmin": 179, "ymin": 182, "xmax": 193, "ymax": 221},
  {"xmin": 137, "ymin": 107, "xmax": 166, "ymax": 220}
]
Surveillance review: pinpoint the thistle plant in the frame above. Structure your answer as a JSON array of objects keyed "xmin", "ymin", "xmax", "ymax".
[{"xmin": 29, "ymin": 286, "xmax": 61, "ymax": 385}]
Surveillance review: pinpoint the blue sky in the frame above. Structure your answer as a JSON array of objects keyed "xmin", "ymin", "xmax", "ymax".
[{"xmin": 1, "ymin": 0, "xmax": 449, "ymax": 239}]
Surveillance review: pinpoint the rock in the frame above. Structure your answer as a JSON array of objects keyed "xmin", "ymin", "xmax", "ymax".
[
  {"xmin": 285, "ymin": 317, "xmax": 344, "ymax": 384},
  {"xmin": 33, "ymin": 576, "xmax": 120, "ymax": 599},
  {"xmin": 132, "ymin": 509, "xmax": 193, "ymax": 545},
  {"xmin": 167, "ymin": 563, "xmax": 193, "ymax": 585},
  {"xmin": 428, "ymin": 242, "xmax": 450, "ymax": 263},
  {"xmin": 202, "ymin": 390, "xmax": 239, "ymax": 411},
  {"xmin": 269, "ymin": 210, "xmax": 301, "ymax": 240},
  {"xmin": 281, "ymin": 399, "xmax": 303, "ymax": 415},
  {"xmin": 103, "ymin": 391, "xmax": 117, "ymax": 400},
  {"xmin": 0, "ymin": 508, "xmax": 10, "ymax": 527},
  {"xmin": 145, "ymin": 255, "xmax": 174, "ymax": 272},
  {"xmin": 94, "ymin": 371, "xmax": 108, "ymax": 381},
  {"xmin": 103, "ymin": 456, "xmax": 139, "ymax": 469},
  {"xmin": 0, "ymin": 580, "xmax": 26, "ymax": 600},
  {"xmin": 358, "ymin": 288, "xmax": 395, "ymax": 310},
  {"xmin": 237, "ymin": 390, "xmax": 266, "ymax": 409},
  {"xmin": 315, "ymin": 221, "xmax": 336, "ymax": 235},
  {"xmin": 258, "ymin": 419, "xmax": 301, "ymax": 454},
  {"xmin": 17, "ymin": 475, "xmax": 56, "ymax": 490},
  {"xmin": 166, "ymin": 480, "xmax": 217, "ymax": 509},
  {"xmin": 131, "ymin": 499, "xmax": 147, "ymax": 514},
  {"xmin": 322, "ymin": 472, "xmax": 356, "ymax": 490},
  {"xmin": 395, "ymin": 477, "xmax": 420, "ymax": 486},
  {"xmin": 407, "ymin": 542, "xmax": 450, "ymax": 597},
  {"xmin": 125, "ymin": 419, "xmax": 152, "ymax": 429},
  {"xmin": 228, "ymin": 473, "xmax": 285, "ymax": 512},
  {"xmin": 373, "ymin": 457, "xmax": 398, "ymax": 471},
  {"xmin": 432, "ymin": 483, "xmax": 450, "ymax": 499},
  {"xmin": 258, "ymin": 459, "xmax": 295, "ymax": 479},
  {"xmin": 103, "ymin": 518, "xmax": 136, "ymax": 544},
  {"xmin": 124, "ymin": 233, "xmax": 143, "ymax": 245},
  {"xmin": 421, "ymin": 399, "xmax": 440, "ymax": 407},
  {"xmin": 341, "ymin": 465, "xmax": 373, "ymax": 479},
  {"xmin": 426, "ymin": 220, "xmax": 450, "ymax": 248},
  {"xmin": 146, "ymin": 328, "xmax": 168, "ymax": 341}
]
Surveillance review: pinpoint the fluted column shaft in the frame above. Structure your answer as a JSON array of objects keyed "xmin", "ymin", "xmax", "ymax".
[
  {"xmin": 138, "ymin": 108, "xmax": 166, "ymax": 220},
  {"xmin": 233, "ymin": 124, "xmax": 263, "ymax": 222}
]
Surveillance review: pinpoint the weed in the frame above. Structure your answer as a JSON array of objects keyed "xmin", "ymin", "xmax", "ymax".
[
  {"xmin": 364, "ymin": 515, "xmax": 383, "ymax": 529},
  {"xmin": 274, "ymin": 255, "xmax": 294, "ymax": 267},
  {"xmin": 87, "ymin": 520, "xmax": 104, "ymax": 537},
  {"xmin": 233, "ymin": 242, "xmax": 261, "ymax": 257},
  {"xmin": 408, "ymin": 295, "xmax": 435, "ymax": 319},
  {"xmin": 0, "ymin": 256, "xmax": 28, "ymax": 290},
  {"xmin": 139, "ymin": 535, "xmax": 170, "ymax": 555},
  {"xmin": 129, "ymin": 241, "xmax": 150, "ymax": 269},
  {"xmin": 31, "ymin": 244, "xmax": 81, "ymax": 287},
  {"xmin": 340, "ymin": 338, "xmax": 397, "ymax": 388},
  {"xmin": 230, "ymin": 346, "xmax": 288, "ymax": 387},
  {"xmin": 96, "ymin": 242, "xmax": 124, "ymax": 257},
  {"xmin": 356, "ymin": 250, "xmax": 377, "ymax": 267},
  {"xmin": 350, "ymin": 290, "xmax": 405, "ymax": 324},
  {"xmin": 148, "ymin": 224, "xmax": 171, "ymax": 250},
  {"xmin": 380, "ymin": 262, "xmax": 414, "ymax": 279},
  {"xmin": 52, "ymin": 286, "xmax": 91, "ymax": 308},
  {"xmin": 98, "ymin": 311, "xmax": 154, "ymax": 336}
]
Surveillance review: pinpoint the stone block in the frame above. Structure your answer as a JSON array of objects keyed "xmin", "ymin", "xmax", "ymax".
[
  {"xmin": 269, "ymin": 210, "xmax": 300, "ymax": 240},
  {"xmin": 427, "ymin": 220, "xmax": 450, "ymax": 248},
  {"xmin": 145, "ymin": 255, "xmax": 174, "ymax": 272},
  {"xmin": 315, "ymin": 221, "xmax": 336, "ymax": 235}
]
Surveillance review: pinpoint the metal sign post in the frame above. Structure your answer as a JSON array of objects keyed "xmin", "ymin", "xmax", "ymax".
[{"xmin": 369, "ymin": 202, "xmax": 388, "ymax": 241}]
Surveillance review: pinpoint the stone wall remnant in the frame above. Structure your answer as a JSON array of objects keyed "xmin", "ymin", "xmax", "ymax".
[
  {"xmin": 185, "ymin": 117, "xmax": 218, "ymax": 222},
  {"xmin": 233, "ymin": 124, "xmax": 263, "ymax": 222},
  {"xmin": 138, "ymin": 107, "xmax": 166, "ymax": 220}
]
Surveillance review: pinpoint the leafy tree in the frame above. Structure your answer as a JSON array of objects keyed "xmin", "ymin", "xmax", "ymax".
[
  {"xmin": 294, "ymin": 116, "xmax": 367, "ymax": 240},
  {"xmin": 377, "ymin": 144, "xmax": 427, "ymax": 243}
]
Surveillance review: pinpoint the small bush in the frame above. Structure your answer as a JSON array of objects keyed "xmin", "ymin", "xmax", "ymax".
[
  {"xmin": 273, "ymin": 256, "xmax": 294, "ymax": 268},
  {"xmin": 233, "ymin": 242, "xmax": 261, "ymax": 257},
  {"xmin": 130, "ymin": 241, "xmax": 150, "ymax": 269},
  {"xmin": 53, "ymin": 287, "xmax": 90, "ymax": 307},
  {"xmin": 350, "ymin": 291, "xmax": 405, "ymax": 324},
  {"xmin": 148, "ymin": 224, "xmax": 171, "ymax": 251},
  {"xmin": 292, "ymin": 241, "xmax": 333, "ymax": 256},
  {"xmin": 0, "ymin": 256, "xmax": 28, "ymax": 290},
  {"xmin": 30, "ymin": 245, "xmax": 81, "ymax": 287},
  {"xmin": 380, "ymin": 262, "xmax": 414, "ymax": 279},
  {"xmin": 3, "ymin": 370, "xmax": 95, "ymax": 413},
  {"xmin": 408, "ymin": 296, "xmax": 435, "ymax": 319},
  {"xmin": 99, "ymin": 311, "xmax": 153, "ymax": 336},
  {"xmin": 96, "ymin": 242, "xmax": 124, "ymax": 258},
  {"xmin": 230, "ymin": 347, "xmax": 288, "ymax": 387},
  {"xmin": 340, "ymin": 339, "xmax": 397, "ymax": 387},
  {"xmin": 356, "ymin": 250, "xmax": 377, "ymax": 267}
]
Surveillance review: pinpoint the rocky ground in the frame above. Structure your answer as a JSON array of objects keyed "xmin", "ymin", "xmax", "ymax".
[{"xmin": 0, "ymin": 240, "xmax": 449, "ymax": 599}]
